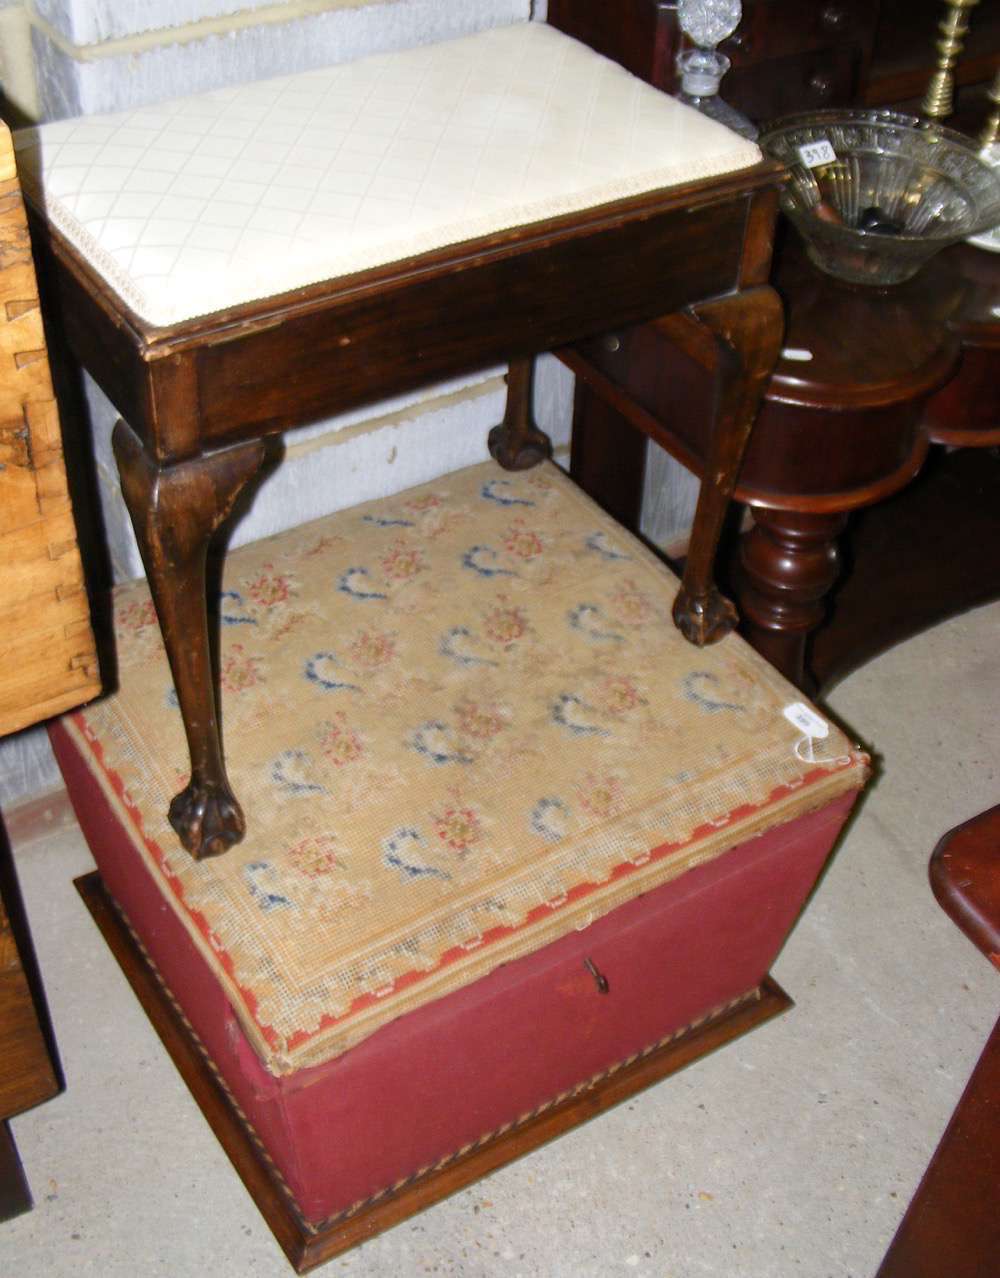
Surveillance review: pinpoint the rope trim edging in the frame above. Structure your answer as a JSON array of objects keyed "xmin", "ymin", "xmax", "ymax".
[{"xmin": 105, "ymin": 888, "xmax": 761, "ymax": 1239}]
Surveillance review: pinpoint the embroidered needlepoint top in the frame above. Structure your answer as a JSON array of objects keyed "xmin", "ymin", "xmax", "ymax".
[{"xmin": 66, "ymin": 461, "xmax": 866, "ymax": 1073}]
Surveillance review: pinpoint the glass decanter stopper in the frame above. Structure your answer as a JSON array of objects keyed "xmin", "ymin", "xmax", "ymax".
[{"xmin": 676, "ymin": 0, "xmax": 758, "ymax": 140}]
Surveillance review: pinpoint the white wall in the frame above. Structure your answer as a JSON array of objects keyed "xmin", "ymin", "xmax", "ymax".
[{"xmin": 29, "ymin": 0, "xmax": 533, "ymax": 118}]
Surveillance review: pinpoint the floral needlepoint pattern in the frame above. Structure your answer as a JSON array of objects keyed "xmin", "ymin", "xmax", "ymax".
[
  {"xmin": 462, "ymin": 545, "xmax": 517, "ymax": 578},
  {"xmin": 304, "ymin": 652, "xmax": 360, "ymax": 693},
  {"xmin": 363, "ymin": 513, "xmax": 414, "ymax": 528},
  {"xmin": 244, "ymin": 861, "xmax": 294, "ymax": 913},
  {"xmin": 609, "ymin": 580, "xmax": 657, "ymax": 627},
  {"xmin": 439, "ymin": 626, "xmax": 497, "ymax": 668},
  {"xmin": 221, "ymin": 644, "xmax": 264, "ymax": 693},
  {"xmin": 483, "ymin": 603, "xmax": 528, "ymax": 647},
  {"xmin": 433, "ymin": 806, "xmax": 482, "ymax": 855},
  {"xmin": 481, "ymin": 478, "xmax": 535, "ymax": 507},
  {"xmin": 319, "ymin": 713, "xmax": 364, "ymax": 766},
  {"xmin": 271, "ymin": 749, "xmax": 327, "ymax": 796},
  {"xmin": 410, "ymin": 721, "xmax": 474, "ymax": 766},
  {"xmin": 70, "ymin": 458, "xmax": 866, "ymax": 1073},
  {"xmin": 287, "ymin": 833, "xmax": 342, "ymax": 878},
  {"xmin": 567, "ymin": 603, "xmax": 623, "ymax": 643},
  {"xmin": 577, "ymin": 772, "xmax": 626, "ymax": 819},
  {"xmin": 217, "ymin": 590, "xmax": 257, "ymax": 627},
  {"xmin": 531, "ymin": 797, "xmax": 571, "ymax": 843},
  {"xmin": 338, "ymin": 567, "xmax": 387, "ymax": 600},
  {"xmin": 380, "ymin": 540, "xmax": 426, "ymax": 581},
  {"xmin": 586, "ymin": 530, "xmax": 631, "ymax": 561},
  {"xmin": 304, "ymin": 534, "xmax": 340, "ymax": 559},
  {"xmin": 118, "ymin": 597, "xmax": 157, "ymax": 633},
  {"xmin": 599, "ymin": 676, "xmax": 647, "ymax": 716},
  {"xmin": 682, "ymin": 671, "xmax": 744, "ymax": 714},
  {"xmin": 552, "ymin": 693, "xmax": 611, "ymax": 737},
  {"xmin": 348, "ymin": 629, "xmax": 396, "ymax": 669},
  {"xmin": 454, "ymin": 699, "xmax": 509, "ymax": 741},
  {"xmin": 503, "ymin": 520, "xmax": 544, "ymax": 559},
  {"xmin": 406, "ymin": 494, "xmax": 442, "ymax": 513},
  {"xmin": 247, "ymin": 566, "xmax": 294, "ymax": 608},
  {"xmin": 383, "ymin": 828, "xmax": 450, "ymax": 881}
]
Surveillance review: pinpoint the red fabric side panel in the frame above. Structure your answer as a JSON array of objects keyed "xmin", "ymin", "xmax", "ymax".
[{"xmin": 51, "ymin": 720, "xmax": 857, "ymax": 1223}]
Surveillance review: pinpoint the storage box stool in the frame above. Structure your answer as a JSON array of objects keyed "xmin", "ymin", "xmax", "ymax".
[{"xmin": 52, "ymin": 460, "xmax": 867, "ymax": 1268}]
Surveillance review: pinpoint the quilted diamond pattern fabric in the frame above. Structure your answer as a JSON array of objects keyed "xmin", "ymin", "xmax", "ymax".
[
  {"xmin": 14, "ymin": 22, "xmax": 761, "ymax": 326},
  {"xmin": 63, "ymin": 461, "xmax": 865, "ymax": 1073}
]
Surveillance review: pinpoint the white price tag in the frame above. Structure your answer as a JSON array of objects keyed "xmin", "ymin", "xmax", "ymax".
[
  {"xmin": 797, "ymin": 139, "xmax": 837, "ymax": 169},
  {"xmin": 783, "ymin": 702, "xmax": 830, "ymax": 739}
]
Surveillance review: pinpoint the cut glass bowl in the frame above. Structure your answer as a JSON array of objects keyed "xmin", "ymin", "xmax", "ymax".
[{"xmin": 759, "ymin": 109, "xmax": 1000, "ymax": 285}]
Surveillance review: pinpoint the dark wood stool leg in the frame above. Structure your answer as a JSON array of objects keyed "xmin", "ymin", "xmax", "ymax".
[
  {"xmin": 670, "ymin": 286, "xmax": 784, "ymax": 645},
  {"xmin": 488, "ymin": 356, "xmax": 553, "ymax": 471},
  {"xmin": 113, "ymin": 421, "xmax": 267, "ymax": 860},
  {"xmin": 737, "ymin": 506, "xmax": 849, "ymax": 692}
]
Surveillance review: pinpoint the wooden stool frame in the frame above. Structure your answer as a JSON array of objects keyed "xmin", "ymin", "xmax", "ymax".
[{"xmin": 31, "ymin": 160, "xmax": 784, "ymax": 860}]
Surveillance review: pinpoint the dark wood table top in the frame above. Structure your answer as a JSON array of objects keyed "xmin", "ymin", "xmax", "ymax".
[{"xmin": 930, "ymin": 805, "xmax": 1000, "ymax": 965}]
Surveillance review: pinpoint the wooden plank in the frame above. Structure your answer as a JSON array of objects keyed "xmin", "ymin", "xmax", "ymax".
[
  {"xmin": 0, "ymin": 584, "xmax": 92, "ymax": 639},
  {"xmin": 0, "ymin": 889, "xmax": 58, "ymax": 1120},
  {"xmin": 0, "ymin": 120, "xmax": 100, "ymax": 736}
]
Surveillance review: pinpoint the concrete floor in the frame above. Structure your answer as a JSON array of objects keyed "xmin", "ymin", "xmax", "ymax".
[{"xmin": 2, "ymin": 601, "xmax": 998, "ymax": 1278}]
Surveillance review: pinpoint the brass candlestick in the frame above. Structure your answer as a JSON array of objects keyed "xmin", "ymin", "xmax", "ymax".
[
  {"xmin": 921, "ymin": 0, "xmax": 981, "ymax": 120},
  {"xmin": 980, "ymin": 69, "xmax": 1000, "ymax": 147}
]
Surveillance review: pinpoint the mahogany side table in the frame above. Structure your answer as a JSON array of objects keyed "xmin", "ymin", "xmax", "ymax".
[{"xmin": 563, "ymin": 235, "xmax": 966, "ymax": 693}]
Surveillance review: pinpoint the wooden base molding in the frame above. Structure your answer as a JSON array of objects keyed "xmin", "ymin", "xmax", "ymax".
[{"xmin": 75, "ymin": 871, "xmax": 792, "ymax": 1272}]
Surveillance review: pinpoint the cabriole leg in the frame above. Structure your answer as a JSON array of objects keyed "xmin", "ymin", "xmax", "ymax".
[
  {"xmin": 670, "ymin": 285, "xmax": 784, "ymax": 646},
  {"xmin": 113, "ymin": 421, "xmax": 266, "ymax": 859},
  {"xmin": 488, "ymin": 356, "xmax": 553, "ymax": 471}
]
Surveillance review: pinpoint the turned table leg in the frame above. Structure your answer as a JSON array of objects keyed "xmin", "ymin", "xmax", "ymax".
[
  {"xmin": 669, "ymin": 286, "xmax": 784, "ymax": 645},
  {"xmin": 488, "ymin": 356, "xmax": 553, "ymax": 471},
  {"xmin": 737, "ymin": 506, "xmax": 849, "ymax": 693},
  {"xmin": 113, "ymin": 421, "xmax": 267, "ymax": 859}
]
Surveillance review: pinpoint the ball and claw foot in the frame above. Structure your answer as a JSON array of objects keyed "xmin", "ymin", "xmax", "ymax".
[
  {"xmin": 487, "ymin": 424, "xmax": 552, "ymax": 472},
  {"xmin": 169, "ymin": 779, "xmax": 246, "ymax": 860},
  {"xmin": 673, "ymin": 585, "xmax": 739, "ymax": 647}
]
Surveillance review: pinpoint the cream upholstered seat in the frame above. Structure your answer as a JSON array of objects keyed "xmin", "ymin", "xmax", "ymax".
[{"xmin": 14, "ymin": 22, "xmax": 761, "ymax": 327}]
